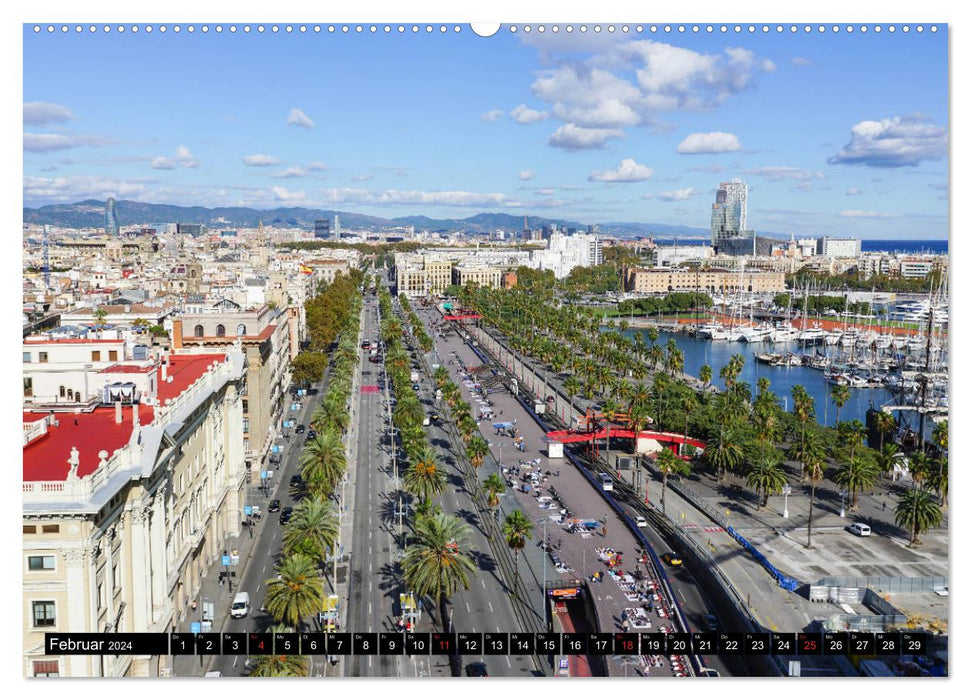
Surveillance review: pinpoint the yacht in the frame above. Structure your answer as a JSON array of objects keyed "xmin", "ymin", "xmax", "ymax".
[
  {"xmin": 739, "ymin": 323, "xmax": 773, "ymax": 343},
  {"xmin": 798, "ymin": 326, "xmax": 828, "ymax": 344},
  {"xmin": 697, "ymin": 323, "xmax": 730, "ymax": 341},
  {"xmin": 770, "ymin": 323, "xmax": 799, "ymax": 344}
]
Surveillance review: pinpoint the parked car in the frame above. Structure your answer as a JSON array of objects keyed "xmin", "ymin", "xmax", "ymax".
[
  {"xmin": 635, "ymin": 515, "xmax": 648, "ymax": 528},
  {"xmin": 429, "ymin": 412, "xmax": 440, "ymax": 422},
  {"xmin": 661, "ymin": 552, "xmax": 683, "ymax": 566},
  {"xmin": 290, "ymin": 474, "xmax": 303, "ymax": 488},
  {"xmin": 295, "ymin": 424, "xmax": 306, "ymax": 434},
  {"xmin": 268, "ymin": 499, "xmax": 281, "ymax": 512},
  {"xmin": 465, "ymin": 662, "xmax": 489, "ymax": 677},
  {"xmin": 307, "ymin": 429, "xmax": 318, "ymax": 440},
  {"xmin": 279, "ymin": 506, "xmax": 294, "ymax": 524}
]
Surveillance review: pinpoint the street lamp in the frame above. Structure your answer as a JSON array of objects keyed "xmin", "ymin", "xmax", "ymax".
[
  {"xmin": 782, "ymin": 484, "xmax": 791, "ymax": 519},
  {"xmin": 839, "ymin": 488, "xmax": 847, "ymax": 519}
]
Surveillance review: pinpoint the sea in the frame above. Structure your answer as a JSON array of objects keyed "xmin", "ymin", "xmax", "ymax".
[{"xmin": 651, "ymin": 238, "xmax": 948, "ymax": 255}]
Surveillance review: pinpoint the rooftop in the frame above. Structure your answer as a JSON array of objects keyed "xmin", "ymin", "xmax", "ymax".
[{"xmin": 23, "ymin": 352, "xmax": 227, "ymax": 482}]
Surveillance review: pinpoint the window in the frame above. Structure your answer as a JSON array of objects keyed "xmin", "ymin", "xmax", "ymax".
[
  {"xmin": 242, "ymin": 418, "xmax": 250, "ymax": 434},
  {"xmin": 59, "ymin": 386, "xmax": 66, "ymax": 398},
  {"xmin": 23, "ymin": 525, "xmax": 36, "ymax": 534},
  {"xmin": 39, "ymin": 352, "xmax": 48, "ymax": 363},
  {"xmin": 32, "ymin": 660, "xmax": 59, "ymax": 677},
  {"xmin": 28, "ymin": 555, "xmax": 56, "ymax": 571},
  {"xmin": 109, "ymin": 350, "xmax": 118, "ymax": 361},
  {"xmin": 194, "ymin": 324, "xmax": 204, "ymax": 337},
  {"xmin": 42, "ymin": 524, "xmax": 59, "ymax": 534},
  {"xmin": 23, "ymin": 378, "xmax": 33, "ymax": 398},
  {"xmin": 216, "ymin": 324, "xmax": 226, "ymax": 337},
  {"xmin": 242, "ymin": 399, "xmax": 248, "ymax": 413},
  {"xmin": 236, "ymin": 324, "xmax": 247, "ymax": 336},
  {"xmin": 23, "ymin": 352, "xmax": 31, "ymax": 363},
  {"xmin": 32, "ymin": 601, "xmax": 56, "ymax": 627},
  {"xmin": 91, "ymin": 351, "xmax": 101, "ymax": 361}
]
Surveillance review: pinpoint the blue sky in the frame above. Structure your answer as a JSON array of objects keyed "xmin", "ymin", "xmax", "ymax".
[{"xmin": 23, "ymin": 24, "xmax": 948, "ymax": 238}]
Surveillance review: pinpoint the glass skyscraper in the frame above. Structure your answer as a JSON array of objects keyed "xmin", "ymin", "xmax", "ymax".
[
  {"xmin": 710, "ymin": 178, "xmax": 747, "ymax": 243},
  {"xmin": 104, "ymin": 197, "xmax": 119, "ymax": 237}
]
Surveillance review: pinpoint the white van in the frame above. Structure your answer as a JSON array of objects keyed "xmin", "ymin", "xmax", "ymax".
[
  {"xmin": 230, "ymin": 591, "xmax": 251, "ymax": 618},
  {"xmin": 848, "ymin": 522, "xmax": 871, "ymax": 537},
  {"xmin": 598, "ymin": 473, "xmax": 614, "ymax": 491}
]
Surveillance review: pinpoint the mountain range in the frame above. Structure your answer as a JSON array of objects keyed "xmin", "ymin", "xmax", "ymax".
[{"xmin": 23, "ymin": 199, "xmax": 716, "ymax": 239}]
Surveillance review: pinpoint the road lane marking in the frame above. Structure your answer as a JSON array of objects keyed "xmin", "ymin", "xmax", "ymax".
[{"xmin": 488, "ymin": 602, "xmax": 493, "ymax": 613}]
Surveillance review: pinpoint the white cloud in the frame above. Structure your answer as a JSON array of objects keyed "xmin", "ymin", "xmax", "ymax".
[
  {"xmin": 175, "ymin": 145, "xmax": 199, "ymax": 168},
  {"xmin": 307, "ymin": 162, "xmax": 327, "ymax": 171},
  {"xmin": 677, "ymin": 131, "xmax": 742, "ymax": 155},
  {"xmin": 23, "ymin": 175, "xmax": 151, "ymax": 202},
  {"xmin": 243, "ymin": 154, "xmax": 281, "ymax": 167},
  {"xmin": 271, "ymin": 186, "xmax": 307, "ymax": 202},
  {"xmin": 23, "ymin": 132, "xmax": 111, "ymax": 152},
  {"xmin": 287, "ymin": 108, "xmax": 315, "ymax": 128},
  {"xmin": 318, "ymin": 188, "xmax": 507, "ymax": 207},
  {"xmin": 846, "ymin": 187, "xmax": 863, "ymax": 196},
  {"xmin": 791, "ymin": 57, "xmax": 812, "ymax": 67},
  {"xmin": 151, "ymin": 157, "xmax": 176, "ymax": 170},
  {"xmin": 481, "ymin": 109, "xmax": 503, "ymax": 122},
  {"xmin": 839, "ymin": 210, "xmax": 899, "ymax": 218},
  {"xmin": 351, "ymin": 174, "xmax": 374, "ymax": 182},
  {"xmin": 537, "ymin": 187, "xmax": 556, "ymax": 196},
  {"xmin": 588, "ymin": 158, "xmax": 654, "ymax": 183},
  {"xmin": 526, "ymin": 39, "xmax": 774, "ymax": 148},
  {"xmin": 271, "ymin": 167, "xmax": 310, "ymax": 179},
  {"xmin": 510, "ymin": 104, "xmax": 549, "ymax": 124},
  {"xmin": 519, "ymin": 170, "xmax": 535, "ymax": 181},
  {"xmin": 828, "ymin": 115, "xmax": 947, "ymax": 168},
  {"xmin": 645, "ymin": 187, "xmax": 702, "ymax": 201},
  {"xmin": 548, "ymin": 124, "xmax": 624, "ymax": 151},
  {"xmin": 742, "ymin": 166, "xmax": 825, "ymax": 182},
  {"xmin": 24, "ymin": 101, "xmax": 74, "ymax": 126}
]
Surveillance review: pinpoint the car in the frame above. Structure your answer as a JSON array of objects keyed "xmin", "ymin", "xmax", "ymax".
[
  {"xmin": 412, "ymin": 383, "xmax": 421, "ymax": 391},
  {"xmin": 307, "ymin": 429, "xmax": 318, "ymax": 440},
  {"xmin": 295, "ymin": 424, "xmax": 306, "ymax": 434},
  {"xmin": 279, "ymin": 506, "xmax": 294, "ymax": 524},
  {"xmin": 635, "ymin": 515, "xmax": 648, "ymax": 528},
  {"xmin": 701, "ymin": 614, "xmax": 719, "ymax": 632},
  {"xmin": 290, "ymin": 474, "xmax": 303, "ymax": 488},
  {"xmin": 465, "ymin": 662, "xmax": 489, "ymax": 677},
  {"xmin": 429, "ymin": 412, "xmax": 440, "ymax": 421},
  {"xmin": 848, "ymin": 522, "xmax": 872, "ymax": 537},
  {"xmin": 268, "ymin": 499, "xmax": 281, "ymax": 512},
  {"xmin": 661, "ymin": 552, "xmax": 683, "ymax": 566}
]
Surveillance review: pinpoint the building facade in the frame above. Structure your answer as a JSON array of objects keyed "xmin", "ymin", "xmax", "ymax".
[
  {"xmin": 23, "ymin": 351, "xmax": 247, "ymax": 677},
  {"xmin": 710, "ymin": 178, "xmax": 748, "ymax": 243},
  {"xmin": 626, "ymin": 267, "xmax": 786, "ymax": 294}
]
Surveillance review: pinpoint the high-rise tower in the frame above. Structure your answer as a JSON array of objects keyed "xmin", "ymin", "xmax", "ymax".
[
  {"xmin": 710, "ymin": 178, "xmax": 747, "ymax": 244},
  {"xmin": 105, "ymin": 197, "xmax": 119, "ymax": 237}
]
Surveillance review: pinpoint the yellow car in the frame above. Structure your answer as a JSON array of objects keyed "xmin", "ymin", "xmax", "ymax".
[{"xmin": 661, "ymin": 552, "xmax": 683, "ymax": 566}]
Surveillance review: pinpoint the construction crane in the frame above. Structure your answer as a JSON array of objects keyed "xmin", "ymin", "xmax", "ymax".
[{"xmin": 42, "ymin": 224, "xmax": 51, "ymax": 290}]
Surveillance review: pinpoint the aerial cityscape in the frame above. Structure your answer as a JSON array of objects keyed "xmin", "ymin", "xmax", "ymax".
[{"xmin": 22, "ymin": 22, "xmax": 948, "ymax": 680}]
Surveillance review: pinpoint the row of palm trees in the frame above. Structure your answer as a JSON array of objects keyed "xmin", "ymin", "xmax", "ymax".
[
  {"xmin": 249, "ymin": 275, "xmax": 368, "ymax": 676},
  {"xmin": 457, "ymin": 283, "xmax": 947, "ymax": 548}
]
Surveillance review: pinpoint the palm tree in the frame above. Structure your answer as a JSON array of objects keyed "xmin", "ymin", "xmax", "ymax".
[
  {"xmin": 745, "ymin": 452, "xmax": 787, "ymax": 509},
  {"xmin": 300, "ymin": 430, "xmax": 347, "ymax": 497},
  {"xmin": 678, "ymin": 394, "xmax": 697, "ymax": 455},
  {"xmin": 248, "ymin": 653, "xmax": 309, "ymax": 677},
  {"xmin": 93, "ymin": 307, "xmax": 108, "ymax": 329},
  {"xmin": 797, "ymin": 430, "xmax": 826, "ymax": 548},
  {"xmin": 282, "ymin": 496, "xmax": 340, "ymax": 561},
  {"xmin": 699, "ymin": 364, "xmax": 713, "ymax": 391},
  {"xmin": 655, "ymin": 448, "xmax": 690, "ymax": 514},
  {"xmin": 600, "ymin": 398, "xmax": 620, "ymax": 455},
  {"xmin": 705, "ymin": 424, "xmax": 746, "ymax": 481},
  {"xmin": 931, "ymin": 419, "xmax": 948, "ymax": 453},
  {"xmin": 926, "ymin": 455, "xmax": 948, "ymax": 508},
  {"xmin": 502, "ymin": 510, "xmax": 533, "ymax": 598},
  {"xmin": 789, "ymin": 385, "xmax": 816, "ymax": 479},
  {"xmin": 873, "ymin": 410, "xmax": 897, "ymax": 451},
  {"xmin": 829, "ymin": 384, "xmax": 851, "ymax": 427},
  {"xmin": 264, "ymin": 554, "xmax": 325, "ymax": 630},
  {"xmin": 895, "ymin": 488, "xmax": 943, "ymax": 546},
  {"xmin": 875, "ymin": 443, "xmax": 900, "ymax": 478},
  {"xmin": 483, "ymin": 472, "xmax": 506, "ymax": 511},
  {"xmin": 403, "ymin": 445, "xmax": 447, "ymax": 504},
  {"xmin": 834, "ymin": 456, "xmax": 878, "ymax": 510},
  {"xmin": 838, "ymin": 419, "xmax": 868, "ymax": 461},
  {"xmin": 433, "ymin": 365, "xmax": 449, "ymax": 388},
  {"xmin": 457, "ymin": 414, "xmax": 478, "ymax": 443},
  {"xmin": 402, "ymin": 513, "xmax": 476, "ymax": 630},
  {"xmin": 465, "ymin": 435, "xmax": 490, "ymax": 485},
  {"xmin": 563, "ymin": 375, "xmax": 581, "ymax": 409}
]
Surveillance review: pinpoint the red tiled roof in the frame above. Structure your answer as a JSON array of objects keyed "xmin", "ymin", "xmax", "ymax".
[{"xmin": 23, "ymin": 352, "xmax": 227, "ymax": 482}]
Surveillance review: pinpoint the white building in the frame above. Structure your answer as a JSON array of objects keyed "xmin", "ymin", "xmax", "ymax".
[
  {"xmin": 817, "ymin": 237, "xmax": 862, "ymax": 258},
  {"xmin": 531, "ymin": 232, "xmax": 604, "ymax": 279}
]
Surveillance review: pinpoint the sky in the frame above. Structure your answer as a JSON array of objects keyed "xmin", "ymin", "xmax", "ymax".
[{"xmin": 22, "ymin": 23, "xmax": 949, "ymax": 238}]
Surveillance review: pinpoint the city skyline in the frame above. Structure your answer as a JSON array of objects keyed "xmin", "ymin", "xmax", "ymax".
[{"xmin": 23, "ymin": 25, "xmax": 948, "ymax": 238}]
